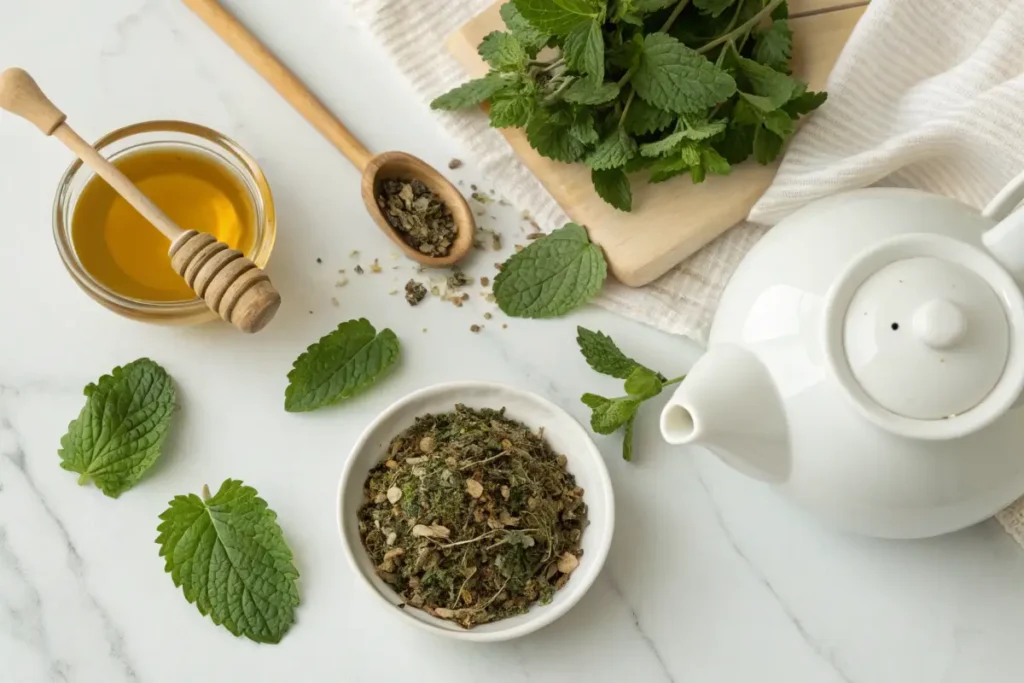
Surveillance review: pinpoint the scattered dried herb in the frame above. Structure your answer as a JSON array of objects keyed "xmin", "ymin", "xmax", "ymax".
[
  {"xmin": 354, "ymin": 265, "xmax": 365, "ymax": 275},
  {"xmin": 471, "ymin": 191, "xmax": 493, "ymax": 205},
  {"xmin": 449, "ymin": 158, "xmax": 463, "ymax": 169},
  {"xmin": 316, "ymin": 257, "xmax": 322, "ymax": 264},
  {"xmin": 447, "ymin": 270, "xmax": 471, "ymax": 289},
  {"xmin": 377, "ymin": 179, "xmax": 457, "ymax": 257},
  {"xmin": 405, "ymin": 279, "xmax": 427, "ymax": 306},
  {"xmin": 358, "ymin": 405, "xmax": 587, "ymax": 629},
  {"xmin": 470, "ymin": 324, "xmax": 482, "ymax": 333}
]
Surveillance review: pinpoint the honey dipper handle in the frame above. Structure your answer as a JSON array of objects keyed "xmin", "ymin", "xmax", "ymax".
[
  {"xmin": 182, "ymin": 0, "xmax": 375, "ymax": 171},
  {"xmin": 53, "ymin": 126, "xmax": 185, "ymax": 242},
  {"xmin": 0, "ymin": 68, "xmax": 67, "ymax": 135}
]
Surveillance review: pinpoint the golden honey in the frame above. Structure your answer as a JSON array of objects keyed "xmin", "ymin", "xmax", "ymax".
[{"xmin": 71, "ymin": 147, "xmax": 256, "ymax": 302}]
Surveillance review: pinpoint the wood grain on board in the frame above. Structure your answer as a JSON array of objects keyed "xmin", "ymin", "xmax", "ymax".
[{"xmin": 446, "ymin": 1, "xmax": 867, "ymax": 286}]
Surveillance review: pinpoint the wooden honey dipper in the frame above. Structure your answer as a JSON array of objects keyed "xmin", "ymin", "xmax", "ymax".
[{"xmin": 0, "ymin": 68, "xmax": 281, "ymax": 334}]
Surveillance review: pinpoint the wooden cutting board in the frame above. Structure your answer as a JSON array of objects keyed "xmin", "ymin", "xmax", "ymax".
[{"xmin": 446, "ymin": 1, "xmax": 867, "ymax": 286}]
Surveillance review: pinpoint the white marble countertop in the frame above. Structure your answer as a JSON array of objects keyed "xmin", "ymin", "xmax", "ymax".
[{"xmin": 4, "ymin": 1, "xmax": 1024, "ymax": 682}]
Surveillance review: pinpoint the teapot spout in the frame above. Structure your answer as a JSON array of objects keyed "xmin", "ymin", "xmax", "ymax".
[{"xmin": 660, "ymin": 345, "xmax": 790, "ymax": 483}]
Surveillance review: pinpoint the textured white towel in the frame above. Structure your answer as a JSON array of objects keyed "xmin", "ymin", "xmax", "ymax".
[{"xmin": 349, "ymin": 0, "xmax": 1024, "ymax": 541}]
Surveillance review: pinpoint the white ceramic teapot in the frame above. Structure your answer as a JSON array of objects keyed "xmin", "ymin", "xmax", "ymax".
[{"xmin": 660, "ymin": 173, "xmax": 1024, "ymax": 538}]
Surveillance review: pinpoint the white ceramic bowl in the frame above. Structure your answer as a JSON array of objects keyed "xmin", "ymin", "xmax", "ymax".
[{"xmin": 337, "ymin": 381, "xmax": 614, "ymax": 642}]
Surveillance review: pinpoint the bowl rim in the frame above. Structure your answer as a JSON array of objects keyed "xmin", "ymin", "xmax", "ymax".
[{"xmin": 336, "ymin": 380, "xmax": 615, "ymax": 642}]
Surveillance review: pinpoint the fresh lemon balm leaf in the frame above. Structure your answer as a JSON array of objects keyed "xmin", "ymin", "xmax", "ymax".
[
  {"xmin": 478, "ymin": 31, "xmax": 529, "ymax": 72},
  {"xmin": 493, "ymin": 223, "xmax": 607, "ymax": 318},
  {"xmin": 156, "ymin": 479, "xmax": 300, "ymax": 644},
  {"xmin": 58, "ymin": 358, "xmax": 175, "ymax": 498},
  {"xmin": 577, "ymin": 326, "xmax": 648, "ymax": 378},
  {"xmin": 431, "ymin": 74, "xmax": 507, "ymax": 110},
  {"xmin": 513, "ymin": 0, "xmax": 605, "ymax": 35},
  {"xmin": 633, "ymin": 33, "xmax": 736, "ymax": 114},
  {"xmin": 592, "ymin": 168, "xmax": 633, "ymax": 211},
  {"xmin": 562, "ymin": 19, "xmax": 605, "ymax": 82},
  {"xmin": 285, "ymin": 318, "xmax": 400, "ymax": 412}
]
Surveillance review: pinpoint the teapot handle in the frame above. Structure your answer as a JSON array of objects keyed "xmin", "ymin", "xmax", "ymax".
[{"xmin": 982, "ymin": 170, "xmax": 1024, "ymax": 283}]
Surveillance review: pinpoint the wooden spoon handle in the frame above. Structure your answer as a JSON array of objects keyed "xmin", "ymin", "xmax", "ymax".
[{"xmin": 182, "ymin": 0, "xmax": 374, "ymax": 170}]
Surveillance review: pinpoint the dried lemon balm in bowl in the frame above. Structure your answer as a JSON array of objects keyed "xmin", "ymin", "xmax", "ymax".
[{"xmin": 71, "ymin": 146, "xmax": 256, "ymax": 302}]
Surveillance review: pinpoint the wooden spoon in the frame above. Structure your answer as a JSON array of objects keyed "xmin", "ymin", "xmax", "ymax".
[
  {"xmin": 0, "ymin": 68, "xmax": 281, "ymax": 333},
  {"xmin": 181, "ymin": 0, "xmax": 475, "ymax": 268}
]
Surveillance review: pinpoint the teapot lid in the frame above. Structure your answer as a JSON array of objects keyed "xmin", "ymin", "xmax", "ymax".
[{"xmin": 824, "ymin": 234, "xmax": 1024, "ymax": 440}]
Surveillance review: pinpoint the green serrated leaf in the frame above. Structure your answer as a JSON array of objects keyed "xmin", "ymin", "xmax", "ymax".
[
  {"xmin": 513, "ymin": 0, "xmax": 605, "ymax": 35},
  {"xmin": 592, "ymin": 168, "xmax": 633, "ymax": 211},
  {"xmin": 783, "ymin": 89, "xmax": 827, "ymax": 117},
  {"xmin": 693, "ymin": 0, "xmax": 737, "ymax": 17},
  {"xmin": 622, "ymin": 415, "xmax": 636, "ymax": 461},
  {"xmin": 716, "ymin": 122, "xmax": 756, "ymax": 164},
  {"xmin": 739, "ymin": 91, "xmax": 779, "ymax": 113},
  {"xmin": 284, "ymin": 319, "xmax": 400, "ymax": 412},
  {"xmin": 754, "ymin": 19, "xmax": 792, "ymax": 72},
  {"xmin": 737, "ymin": 56, "xmax": 799, "ymax": 109},
  {"xmin": 586, "ymin": 127, "xmax": 637, "ymax": 170},
  {"xmin": 570, "ymin": 110, "xmax": 601, "ymax": 144},
  {"xmin": 563, "ymin": 20, "xmax": 605, "ymax": 82},
  {"xmin": 564, "ymin": 79, "xmax": 620, "ymax": 105},
  {"xmin": 577, "ymin": 327, "xmax": 647, "ymax": 378},
  {"xmin": 588, "ymin": 396, "xmax": 641, "ymax": 434},
  {"xmin": 490, "ymin": 87, "xmax": 535, "ymax": 128},
  {"xmin": 581, "ymin": 392, "xmax": 609, "ymax": 409},
  {"xmin": 58, "ymin": 358, "xmax": 175, "ymax": 498},
  {"xmin": 762, "ymin": 109, "xmax": 794, "ymax": 137},
  {"xmin": 478, "ymin": 31, "xmax": 529, "ymax": 72},
  {"xmin": 500, "ymin": 2, "xmax": 551, "ymax": 54},
  {"xmin": 753, "ymin": 126, "xmax": 785, "ymax": 164},
  {"xmin": 431, "ymin": 74, "xmax": 507, "ymax": 110},
  {"xmin": 493, "ymin": 223, "xmax": 607, "ymax": 318},
  {"xmin": 156, "ymin": 479, "xmax": 299, "ymax": 643},
  {"xmin": 624, "ymin": 98, "xmax": 676, "ymax": 135},
  {"xmin": 526, "ymin": 108, "xmax": 589, "ymax": 162},
  {"xmin": 640, "ymin": 119, "xmax": 726, "ymax": 156},
  {"xmin": 635, "ymin": 0, "xmax": 676, "ymax": 10},
  {"xmin": 679, "ymin": 143, "xmax": 702, "ymax": 166},
  {"xmin": 624, "ymin": 366, "xmax": 663, "ymax": 400},
  {"xmin": 702, "ymin": 147, "xmax": 731, "ymax": 175},
  {"xmin": 648, "ymin": 154, "xmax": 692, "ymax": 183},
  {"xmin": 633, "ymin": 33, "xmax": 736, "ymax": 114}
]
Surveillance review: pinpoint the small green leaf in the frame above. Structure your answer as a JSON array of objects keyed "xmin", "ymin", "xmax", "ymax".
[
  {"xmin": 739, "ymin": 91, "xmax": 779, "ymax": 113},
  {"xmin": 624, "ymin": 98, "xmax": 676, "ymax": 135},
  {"xmin": 754, "ymin": 19, "xmax": 793, "ymax": 72},
  {"xmin": 564, "ymin": 79, "xmax": 620, "ymax": 105},
  {"xmin": 783, "ymin": 90, "xmax": 827, "ymax": 117},
  {"xmin": 737, "ymin": 57, "xmax": 800, "ymax": 109},
  {"xmin": 762, "ymin": 109, "xmax": 794, "ymax": 138},
  {"xmin": 581, "ymin": 392, "xmax": 609, "ymax": 409},
  {"xmin": 702, "ymin": 147, "xmax": 732, "ymax": 175},
  {"xmin": 586, "ymin": 127, "xmax": 638, "ymax": 170},
  {"xmin": 693, "ymin": 0, "xmax": 737, "ymax": 16},
  {"xmin": 589, "ymin": 396, "xmax": 641, "ymax": 434},
  {"xmin": 490, "ymin": 86, "xmax": 535, "ymax": 128},
  {"xmin": 562, "ymin": 20, "xmax": 605, "ymax": 82},
  {"xmin": 285, "ymin": 319, "xmax": 400, "ymax": 412},
  {"xmin": 640, "ymin": 120, "xmax": 725, "ymax": 157},
  {"xmin": 431, "ymin": 74, "xmax": 507, "ymax": 110},
  {"xmin": 570, "ymin": 111, "xmax": 601, "ymax": 144},
  {"xmin": 500, "ymin": 2, "xmax": 551, "ymax": 53},
  {"xmin": 526, "ymin": 108, "xmax": 589, "ymax": 162},
  {"xmin": 577, "ymin": 327, "xmax": 648, "ymax": 378},
  {"xmin": 635, "ymin": 0, "xmax": 676, "ymax": 10},
  {"xmin": 156, "ymin": 479, "xmax": 299, "ymax": 643},
  {"xmin": 622, "ymin": 415, "xmax": 636, "ymax": 461},
  {"xmin": 753, "ymin": 126, "xmax": 785, "ymax": 164},
  {"xmin": 58, "ymin": 358, "xmax": 175, "ymax": 498},
  {"xmin": 624, "ymin": 367, "xmax": 663, "ymax": 400},
  {"xmin": 633, "ymin": 33, "xmax": 736, "ymax": 114},
  {"xmin": 716, "ymin": 122, "xmax": 756, "ymax": 164},
  {"xmin": 478, "ymin": 31, "xmax": 529, "ymax": 72},
  {"xmin": 513, "ymin": 0, "xmax": 605, "ymax": 35},
  {"xmin": 592, "ymin": 168, "xmax": 633, "ymax": 211},
  {"xmin": 648, "ymin": 154, "xmax": 692, "ymax": 183},
  {"xmin": 493, "ymin": 223, "xmax": 607, "ymax": 318}
]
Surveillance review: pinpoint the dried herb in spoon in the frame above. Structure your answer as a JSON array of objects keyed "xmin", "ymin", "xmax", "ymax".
[
  {"xmin": 357, "ymin": 404, "xmax": 587, "ymax": 629},
  {"xmin": 377, "ymin": 179, "xmax": 457, "ymax": 257}
]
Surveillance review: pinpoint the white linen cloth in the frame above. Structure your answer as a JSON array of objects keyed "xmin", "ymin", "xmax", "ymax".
[{"xmin": 350, "ymin": 0, "xmax": 1024, "ymax": 544}]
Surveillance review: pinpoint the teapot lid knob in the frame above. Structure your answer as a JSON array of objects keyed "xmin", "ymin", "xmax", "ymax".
[
  {"xmin": 824, "ymin": 234, "xmax": 1024, "ymax": 440},
  {"xmin": 912, "ymin": 298, "xmax": 967, "ymax": 349}
]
